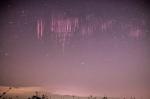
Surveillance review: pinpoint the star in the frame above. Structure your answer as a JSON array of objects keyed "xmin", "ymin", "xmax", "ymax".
[
  {"xmin": 45, "ymin": 53, "xmax": 49, "ymax": 57},
  {"xmin": 4, "ymin": 52, "xmax": 9, "ymax": 56},
  {"xmin": 20, "ymin": 10, "xmax": 27, "ymax": 17},
  {"xmin": 80, "ymin": 61, "xmax": 85, "ymax": 65}
]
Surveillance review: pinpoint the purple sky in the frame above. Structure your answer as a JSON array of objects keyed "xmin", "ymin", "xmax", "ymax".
[{"xmin": 0, "ymin": 0, "xmax": 150, "ymax": 98}]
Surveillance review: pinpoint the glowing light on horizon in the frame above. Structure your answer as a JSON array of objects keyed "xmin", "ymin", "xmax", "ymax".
[{"xmin": 0, "ymin": 86, "xmax": 43, "ymax": 95}]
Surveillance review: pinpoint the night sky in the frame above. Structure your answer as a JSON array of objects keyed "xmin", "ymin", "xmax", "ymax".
[{"xmin": 0, "ymin": 0, "xmax": 150, "ymax": 98}]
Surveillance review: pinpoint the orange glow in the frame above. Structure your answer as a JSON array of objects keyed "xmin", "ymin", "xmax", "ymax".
[{"xmin": 0, "ymin": 86, "xmax": 43, "ymax": 95}]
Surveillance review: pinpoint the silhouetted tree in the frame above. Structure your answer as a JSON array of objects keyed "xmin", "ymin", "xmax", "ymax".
[
  {"xmin": 72, "ymin": 96, "xmax": 75, "ymax": 99},
  {"xmin": 102, "ymin": 96, "xmax": 107, "ymax": 99}
]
